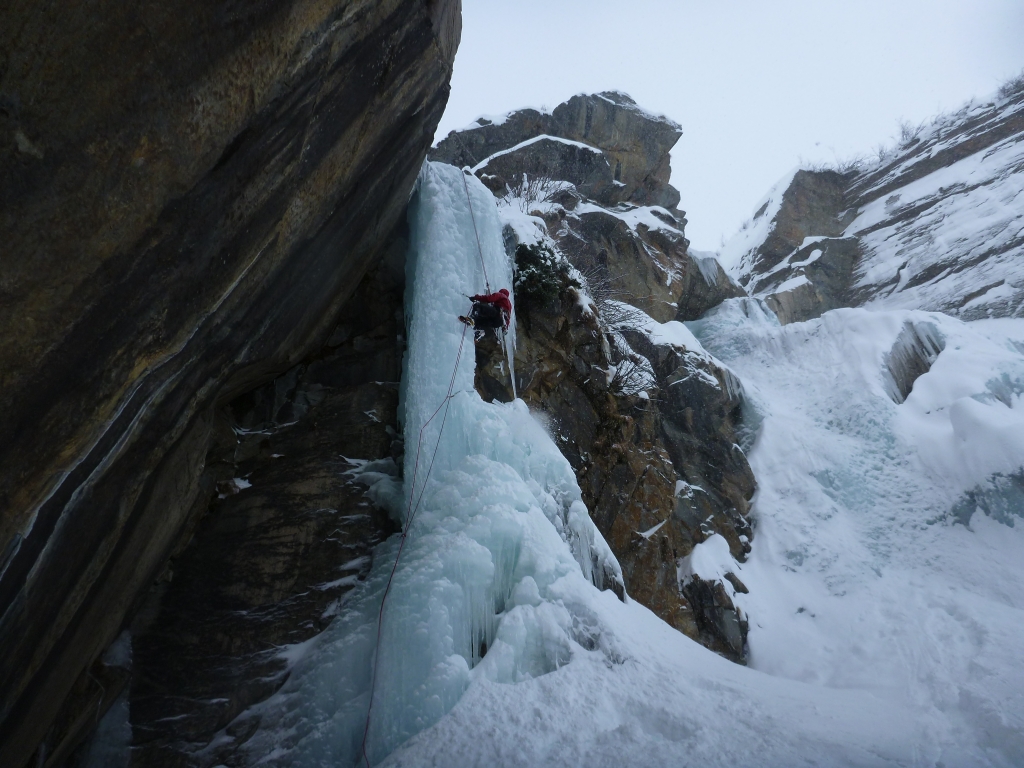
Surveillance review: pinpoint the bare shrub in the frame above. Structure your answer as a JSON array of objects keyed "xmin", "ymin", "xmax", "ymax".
[
  {"xmin": 800, "ymin": 157, "xmax": 829, "ymax": 173},
  {"xmin": 874, "ymin": 143, "xmax": 894, "ymax": 165},
  {"xmin": 570, "ymin": 262, "xmax": 647, "ymax": 327},
  {"xmin": 801, "ymin": 149, "xmax": 866, "ymax": 176},
  {"xmin": 599, "ymin": 300, "xmax": 645, "ymax": 326},
  {"xmin": 498, "ymin": 173, "xmax": 568, "ymax": 212},
  {"xmin": 997, "ymin": 70, "xmax": 1024, "ymax": 100},
  {"xmin": 833, "ymin": 154, "xmax": 867, "ymax": 175},
  {"xmin": 608, "ymin": 356, "xmax": 650, "ymax": 396},
  {"xmin": 573, "ymin": 263, "xmax": 622, "ymax": 305},
  {"xmin": 897, "ymin": 119, "xmax": 925, "ymax": 148}
]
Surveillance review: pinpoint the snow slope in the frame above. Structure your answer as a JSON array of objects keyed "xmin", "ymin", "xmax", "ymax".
[
  {"xmin": 690, "ymin": 299, "xmax": 1024, "ymax": 767},
  {"xmin": 383, "ymin": 581, "xmax": 918, "ymax": 768},
  {"xmin": 388, "ymin": 300, "xmax": 1024, "ymax": 768}
]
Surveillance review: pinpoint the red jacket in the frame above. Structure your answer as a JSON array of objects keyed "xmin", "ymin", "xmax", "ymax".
[{"xmin": 471, "ymin": 289, "xmax": 512, "ymax": 325}]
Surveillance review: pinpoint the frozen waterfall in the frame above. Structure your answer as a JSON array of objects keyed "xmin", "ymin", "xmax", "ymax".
[{"xmin": 235, "ymin": 162, "xmax": 621, "ymax": 766}]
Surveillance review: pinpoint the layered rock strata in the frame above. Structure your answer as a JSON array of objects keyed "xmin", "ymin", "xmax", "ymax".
[
  {"xmin": 725, "ymin": 85, "xmax": 1024, "ymax": 323},
  {"xmin": 0, "ymin": 1, "xmax": 459, "ymax": 765}
]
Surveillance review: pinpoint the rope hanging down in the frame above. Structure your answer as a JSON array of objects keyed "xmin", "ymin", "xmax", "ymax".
[
  {"xmin": 462, "ymin": 169, "xmax": 491, "ymax": 294},
  {"xmin": 361, "ymin": 322, "xmax": 470, "ymax": 768},
  {"xmin": 461, "ymin": 167, "xmax": 517, "ymax": 398}
]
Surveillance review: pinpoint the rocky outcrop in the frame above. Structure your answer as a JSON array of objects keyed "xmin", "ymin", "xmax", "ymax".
[
  {"xmin": 476, "ymin": 243, "xmax": 755, "ymax": 663},
  {"xmin": 432, "ymin": 92, "xmax": 743, "ymax": 324},
  {"xmin": 882, "ymin": 320, "xmax": 945, "ymax": 404},
  {"xmin": 436, "ymin": 92, "xmax": 753, "ymax": 661},
  {"xmin": 0, "ymin": 1, "xmax": 459, "ymax": 765},
  {"xmin": 548, "ymin": 187, "xmax": 743, "ymax": 323},
  {"xmin": 682, "ymin": 574, "xmax": 749, "ymax": 661},
  {"xmin": 432, "ymin": 91, "xmax": 683, "ymax": 208},
  {"xmin": 724, "ymin": 84, "xmax": 1024, "ymax": 323},
  {"xmin": 731, "ymin": 170, "xmax": 861, "ymax": 324},
  {"xmin": 735, "ymin": 169, "xmax": 854, "ymax": 283}
]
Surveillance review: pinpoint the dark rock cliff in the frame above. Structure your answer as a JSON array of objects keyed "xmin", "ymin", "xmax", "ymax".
[
  {"xmin": 0, "ymin": 1, "xmax": 459, "ymax": 765},
  {"xmin": 123, "ymin": 244, "xmax": 408, "ymax": 767},
  {"xmin": 727, "ymin": 85, "xmax": 1024, "ymax": 323},
  {"xmin": 440, "ymin": 94, "xmax": 755, "ymax": 662}
]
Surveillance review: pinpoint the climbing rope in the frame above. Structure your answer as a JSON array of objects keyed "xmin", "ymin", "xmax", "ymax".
[
  {"xmin": 361, "ymin": 322, "xmax": 470, "ymax": 768},
  {"xmin": 461, "ymin": 168, "xmax": 517, "ymax": 395},
  {"xmin": 361, "ymin": 169, "xmax": 521, "ymax": 764},
  {"xmin": 461, "ymin": 169, "xmax": 491, "ymax": 294}
]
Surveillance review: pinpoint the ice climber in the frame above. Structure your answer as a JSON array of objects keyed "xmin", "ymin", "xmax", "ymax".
[{"xmin": 460, "ymin": 288, "xmax": 512, "ymax": 333}]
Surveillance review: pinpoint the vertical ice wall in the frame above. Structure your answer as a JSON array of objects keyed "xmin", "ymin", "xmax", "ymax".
[
  {"xmin": 237, "ymin": 162, "xmax": 622, "ymax": 767},
  {"xmin": 399, "ymin": 161, "xmax": 514, "ymax": 491}
]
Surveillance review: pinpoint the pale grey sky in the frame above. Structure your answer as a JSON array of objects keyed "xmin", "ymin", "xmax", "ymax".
[{"xmin": 435, "ymin": 0, "xmax": 1024, "ymax": 251}]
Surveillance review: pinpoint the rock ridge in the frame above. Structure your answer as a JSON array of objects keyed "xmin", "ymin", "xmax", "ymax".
[
  {"xmin": 723, "ymin": 85, "xmax": 1024, "ymax": 323},
  {"xmin": 433, "ymin": 91, "xmax": 684, "ymax": 209}
]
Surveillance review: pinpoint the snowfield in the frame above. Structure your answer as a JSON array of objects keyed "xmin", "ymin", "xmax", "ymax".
[
  {"xmin": 239, "ymin": 163, "xmax": 1024, "ymax": 767},
  {"xmin": 383, "ymin": 581, "xmax": 919, "ymax": 768},
  {"xmin": 690, "ymin": 300, "xmax": 1024, "ymax": 767}
]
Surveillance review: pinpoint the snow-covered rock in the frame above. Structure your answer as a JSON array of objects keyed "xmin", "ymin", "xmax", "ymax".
[
  {"xmin": 433, "ymin": 94, "xmax": 756, "ymax": 662},
  {"xmin": 433, "ymin": 91, "xmax": 683, "ymax": 209},
  {"xmin": 722, "ymin": 84, "xmax": 1024, "ymax": 323},
  {"xmin": 475, "ymin": 252, "xmax": 756, "ymax": 660},
  {"xmin": 432, "ymin": 92, "xmax": 744, "ymax": 323}
]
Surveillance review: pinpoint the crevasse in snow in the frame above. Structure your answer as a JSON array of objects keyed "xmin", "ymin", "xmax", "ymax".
[{"xmin": 234, "ymin": 162, "xmax": 621, "ymax": 766}]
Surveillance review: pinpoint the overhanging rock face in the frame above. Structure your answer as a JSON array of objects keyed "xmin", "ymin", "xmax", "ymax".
[{"xmin": 0, "ymin": 1, "xmax": 460, "ymax": 764}]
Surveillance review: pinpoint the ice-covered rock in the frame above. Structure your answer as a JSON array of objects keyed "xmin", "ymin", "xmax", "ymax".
[
  {"xmin": 436, "ymin": 92, "xmax": 754, "ymax": 661},
  {"xmin": 218, "ymin": 162, "xmax": 623, "ymax": 767}
]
